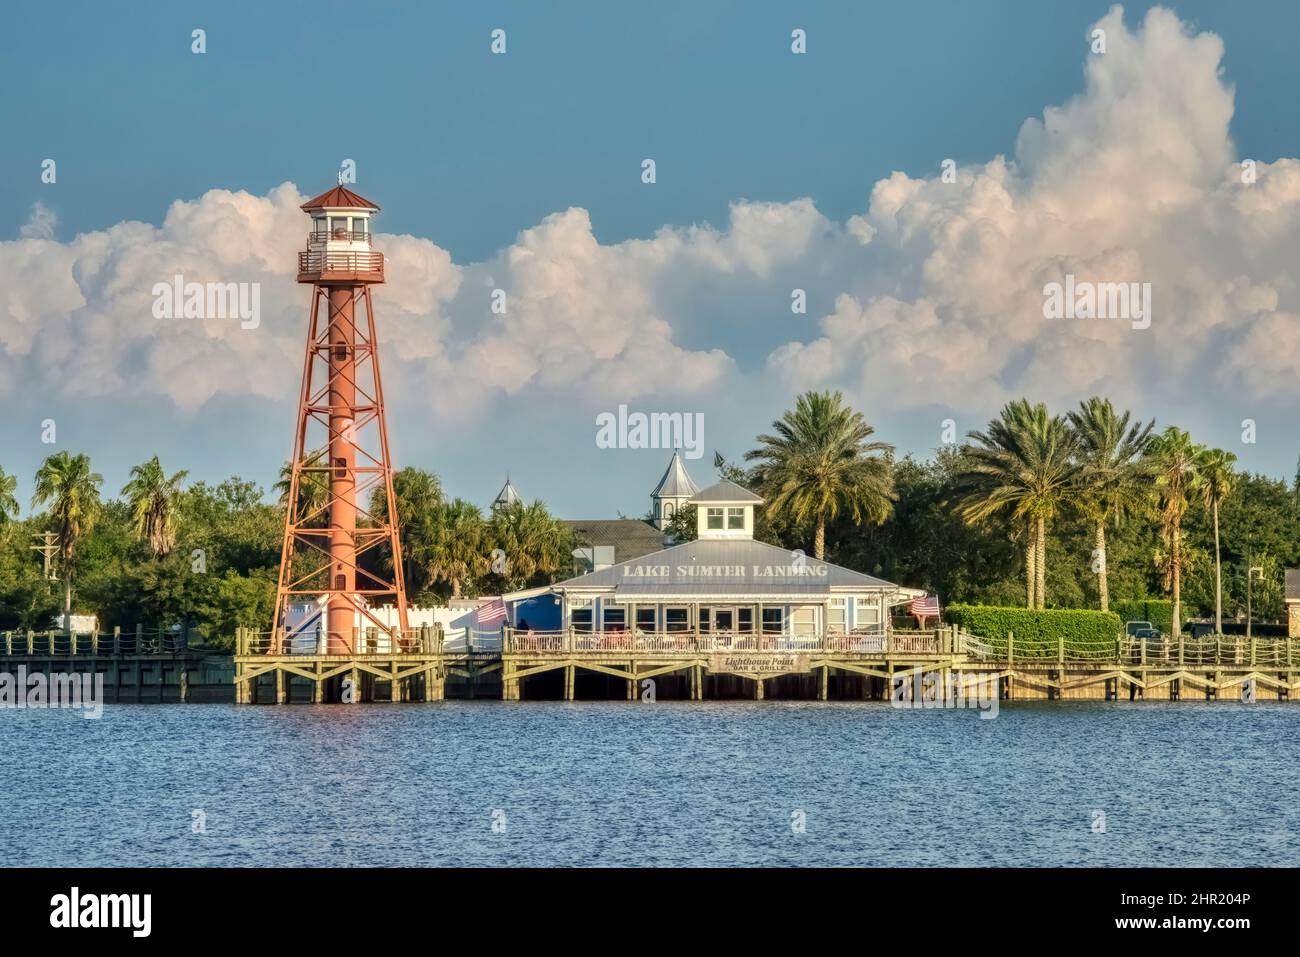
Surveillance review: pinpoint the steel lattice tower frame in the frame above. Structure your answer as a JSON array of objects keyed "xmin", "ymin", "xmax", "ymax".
[{"xmin": 272, "ymin": 186, "xmax": 409, "ymax": 654}]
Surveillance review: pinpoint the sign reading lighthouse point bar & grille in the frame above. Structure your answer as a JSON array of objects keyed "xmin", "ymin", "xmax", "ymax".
[{"xmin": 708, "ymin": 653, "xmax": 811, "ymax": 675}]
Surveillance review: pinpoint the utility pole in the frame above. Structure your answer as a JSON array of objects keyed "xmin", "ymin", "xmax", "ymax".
[{"xmin": 31, "ymin": 531, "xmax": 59, "ymax": 582}]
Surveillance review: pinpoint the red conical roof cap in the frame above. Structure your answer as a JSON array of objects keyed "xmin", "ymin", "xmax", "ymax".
[{"xmin": 300, "ymin": 185, "xmax": 380, "ymax": 211}]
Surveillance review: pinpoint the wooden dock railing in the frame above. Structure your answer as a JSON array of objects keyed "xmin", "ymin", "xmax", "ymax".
[
  {"xmin": 236, "ymin": 625, "xmax": 442, "ymax": 656},
  {"xmin": 0, "ymin": 626, "xmax": 188, "ymax": 656},
  {"xmin": 956, "ymin": 630, "xmax": 1299, "ymax": 667},
  {"xmin": 503, "ymin": 628, "xmax": 954, "ymax": 655}
]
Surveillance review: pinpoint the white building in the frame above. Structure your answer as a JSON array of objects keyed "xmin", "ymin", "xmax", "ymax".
[{"xmin": 542, "ymin": 479, "xmax": 921, "ymax": 644}]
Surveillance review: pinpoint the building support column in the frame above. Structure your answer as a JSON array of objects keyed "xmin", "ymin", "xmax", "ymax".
[
  {"xmin": 391, "ymin": 662, "xmax": 402, "ymax": 702},
  {"xmin": 626, "ymin": 662, "xmax": 636, "ymax": 701},
  {"xmin": 754, "ymin": 676, "xmax": 765, "ymax": 700},
  {"xmin": 819, "ymin": 666, "xmax": 829, "ymax": 701},
  {"xmin": 274, "ymin": 667, "xmax": 286, "ymax": 704},
  {"xmin": 564, "ymin": 664, "xmax": 575, "ymax": 701}
]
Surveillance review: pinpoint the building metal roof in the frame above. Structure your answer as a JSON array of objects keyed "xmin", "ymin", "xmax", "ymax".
[
  {"xmin": 690, "ymin": 479, "xmax": 763, "ymax": 504},
  {"xmin": 301, "ymin": 185, "xmax": 381, "ymax": 211},
  {"xmin": 650, "ymin": 452, "xmax": 699, "ymax": 499},
  {"xmin": 1286, "ymin": 569, "xmax": 1300, "ymax": 602},
  {"xmin": 563, "ymin": 519, "xmax": 668, "ymax": 563},
  {"xmin": 493, "ymin": 478, "xmax": 522, "ymax": 508},
  {"xmin": 554, "ymin": 536, "xmax": 902, "ymax": 598}
]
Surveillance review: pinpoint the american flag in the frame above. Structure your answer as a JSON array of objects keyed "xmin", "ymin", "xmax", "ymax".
[
  {"xmin": 909, "ymin": 593, "xmax": 941, "ymax": 618},
  {"xmin": 475, "ymin": 598, "xmax": 508, "ymax": 628}
]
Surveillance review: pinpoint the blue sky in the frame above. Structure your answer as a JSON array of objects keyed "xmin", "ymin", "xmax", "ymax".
[
  {"xmin": 8, "ymin": 1, "xmax": 1300, "ymax": 256},
  {"xmin": 3, "ymin": 2, "xmax": 1300, "ymax": 519}
]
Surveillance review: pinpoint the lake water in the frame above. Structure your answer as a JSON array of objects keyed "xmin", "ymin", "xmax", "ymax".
[{"xmin": 3, "ymin": 701, "xmax": 1297, "ymax": 867}]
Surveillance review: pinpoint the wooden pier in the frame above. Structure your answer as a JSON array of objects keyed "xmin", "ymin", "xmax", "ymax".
[
  {"xmin": 497, "ymin": 627, "xmax": 1300, "ymax": 703},
  {"xmin": 233, "ymin": 626, "xmax": 446, "ymax": 703},
  {"xmin": 14, "ymin": 623, "xmax": 1289, "ymax": 705},
  {"xmin": 0, "ymin": 626, "xmax": 232, "ymax": 702}
]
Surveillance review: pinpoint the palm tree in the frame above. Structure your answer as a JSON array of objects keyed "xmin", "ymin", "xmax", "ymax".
[
  {"xmin": 1148, "ymin": 427, "xmax": 1205, "ymax": 638},
  {"xmin": 955, "ymin": 400, "xmax": 1079, "ymax": 608},
  {"xmin": 745, "ymin": 390, "xmax": 896, "ymax": 559},
  {"xmin": 0, "ymin": 465, "xmax": 19, "ymax": 531},
  {"xmin": 273, "ymin": 450, "xmax": 328, "ymax": 525},
  {"xmin": 427, "ymin": 499, "xmax": 489, "ymax": 598},
  {"xmin": 122, "ymin": 456, "xmax": 189, "ymax": 558},
  {"xmin": 488, "ymin": 500, "xmax": 573, "ymax": 590},
  {"xmin": 31, "ymin": 452, "xmax": 103, "ymax": 627},
  {"xmin": 1198, "ymin": 447, "xmax": 1236, "ymax": 634},
  {"xmin": 1066, "ymin": 398, "xmax": 1154, "ymax": 613},
  {"xmin": 370, "ymin": 467, "xmax": 444, "ymax": 594}
]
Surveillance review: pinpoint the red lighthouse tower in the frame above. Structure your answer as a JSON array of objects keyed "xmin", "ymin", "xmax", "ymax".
[{"xmin": 272, "ymin": 184, "xmax": 409, "ymax": 654}]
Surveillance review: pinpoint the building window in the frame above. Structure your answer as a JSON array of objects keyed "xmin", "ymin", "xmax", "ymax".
[
  {"xmin": 737, "ymin": 608, "xmax": 754, "ymax": 633},
  {"xmin": 791, "ymin": 607, "xmax": 816, "ymax": 635},
  {"xmin": 706, "ymin": 507, "xmax": 724, "ymax": 529},
  {"xmin": 828, "ymin": 598, "xmax": 846, "ymax": 632},
  {"xmin": 636, "ymin": 607, "xmax": 657, "ymax": 632},
  {"xmin": 698, "ymin": 607, "xmax": 711, "ymax": 632},
  {"xmin": 727, "ymin": 507, "xmax": 744, "ymax": 529},
  {"xmin": 856, "ymin": 597, "xmax": 880, "ymax": 629},
  {"xmin": 762, "ymin": 607, "xmax": 784, "ymax": 634},
  {"xmin": 665, "ymin": 607, "xmax": 689, "ymax": 632},
  {"xmin": 571, "ymin": 608, "xmax": 593, "ymax": 632},
  {"xmin": 603, "ymin": 606, "xmax": 626, "ymax": 631}
]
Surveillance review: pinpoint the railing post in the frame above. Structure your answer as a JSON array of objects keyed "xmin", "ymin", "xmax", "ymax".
[
  {"xmin": 112, "ymin": 626, "xmax": 120, "ymax": 656},
  {"xmin": 47, "ymin": 630, "xmax": 55, "ymax": 655},
  {"xmin": 1140, "ymin": 635, "xmax": 1147, "ymax": 666},
  {"xmin": 91, "ymin": 630, "xmax": 99, "ymax": 656},
  {"xmin": 3, "ymin": 631, "xmax": 9, "ymax": 656},
  {"xmin": 136, "ymin": 623, "xmax": 144, "ymax": 655},
  {"xmin": 1006, "ymin": 630, "xmax": 1014, "ymax": 666},
  {"xmin": 26, "ymin": 630, "xmax": 34, "ymax": 655},
  {"xmin": 1057, "ymin": 633, "xmax": 1064, "ymax": 664},
  {"xmin": 1250, "ymin": 634, "xmax": 1257, "ymax": 667},
  {"xmin": 1178, "ymin": 633, "xmax": 1184, "ymax": 666}
]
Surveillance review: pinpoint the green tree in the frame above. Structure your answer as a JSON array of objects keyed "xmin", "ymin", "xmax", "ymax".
[
  {"xmin": 487, "ymin": 500, "xmax": 573, "ymax": 591},
  {"xmin": 1148, "ymin": 427, "xmax": 1205, "ymax": 637},
  {"xmin": 745, "ymin": 390, "xmax": 895, "ymax": 560},
  {"xmin": 955, "ymin": 400, "xmax": 1079, "ymax": 609},
  {"xmin": 121, "ymin": 456, "xmax": 189, "ymax": 558},
  {"xmin": 370, "ymin": 467, "xmax": 443, "ymax": 598},
  {"xmin": 273, "ymin": 450, "xmax": 328, "ymax": 525},
  {"xmin": 31, "ymin": 452, "xmax": 103, "ymax": 627},
  {"xmin": 0, "ymin": 466, "xmax": 19, "ymax": 531},
  {"xmin": 1197, "ymin": 447, "xmax": 1236, "ymax": 633},
  {"xmin": 664, "ymin": 503, "xmax": 697, "ymax": 543},
  {"xmin": 427, "ymin": 498, "xmax": 489, "ymax": 598},
  {"xmin": 1066, "ymin": 397, "xmax": 1153, "ymax": 613}
]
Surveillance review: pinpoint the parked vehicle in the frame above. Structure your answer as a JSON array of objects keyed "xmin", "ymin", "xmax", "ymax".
[
  {"xmin": 1124, "ymin": 620, "xmax": 1163, "ymax": 661},
  {"xmin": 1124, "ymin": 620, "xmax": 1161, "ymax": 641}
]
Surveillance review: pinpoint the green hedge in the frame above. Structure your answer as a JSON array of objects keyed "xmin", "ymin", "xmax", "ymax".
[
  {"xmin": 944, "ymin": 604, "xmax": 1123, "ymax": 657},
  {"xmin": 1112, "ymin": 599, "xmax": 1175, "ymax": 634}
]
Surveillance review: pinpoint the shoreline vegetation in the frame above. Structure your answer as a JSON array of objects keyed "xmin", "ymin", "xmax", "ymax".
[{"xmin": 1, "ymin": 391, "xmax": 1296, "ymax": 653}]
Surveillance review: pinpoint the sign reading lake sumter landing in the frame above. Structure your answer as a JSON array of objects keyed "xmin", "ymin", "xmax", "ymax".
[{"xmin": 708, "ymin": 653, "xmax": 810, "ymax": 675}]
